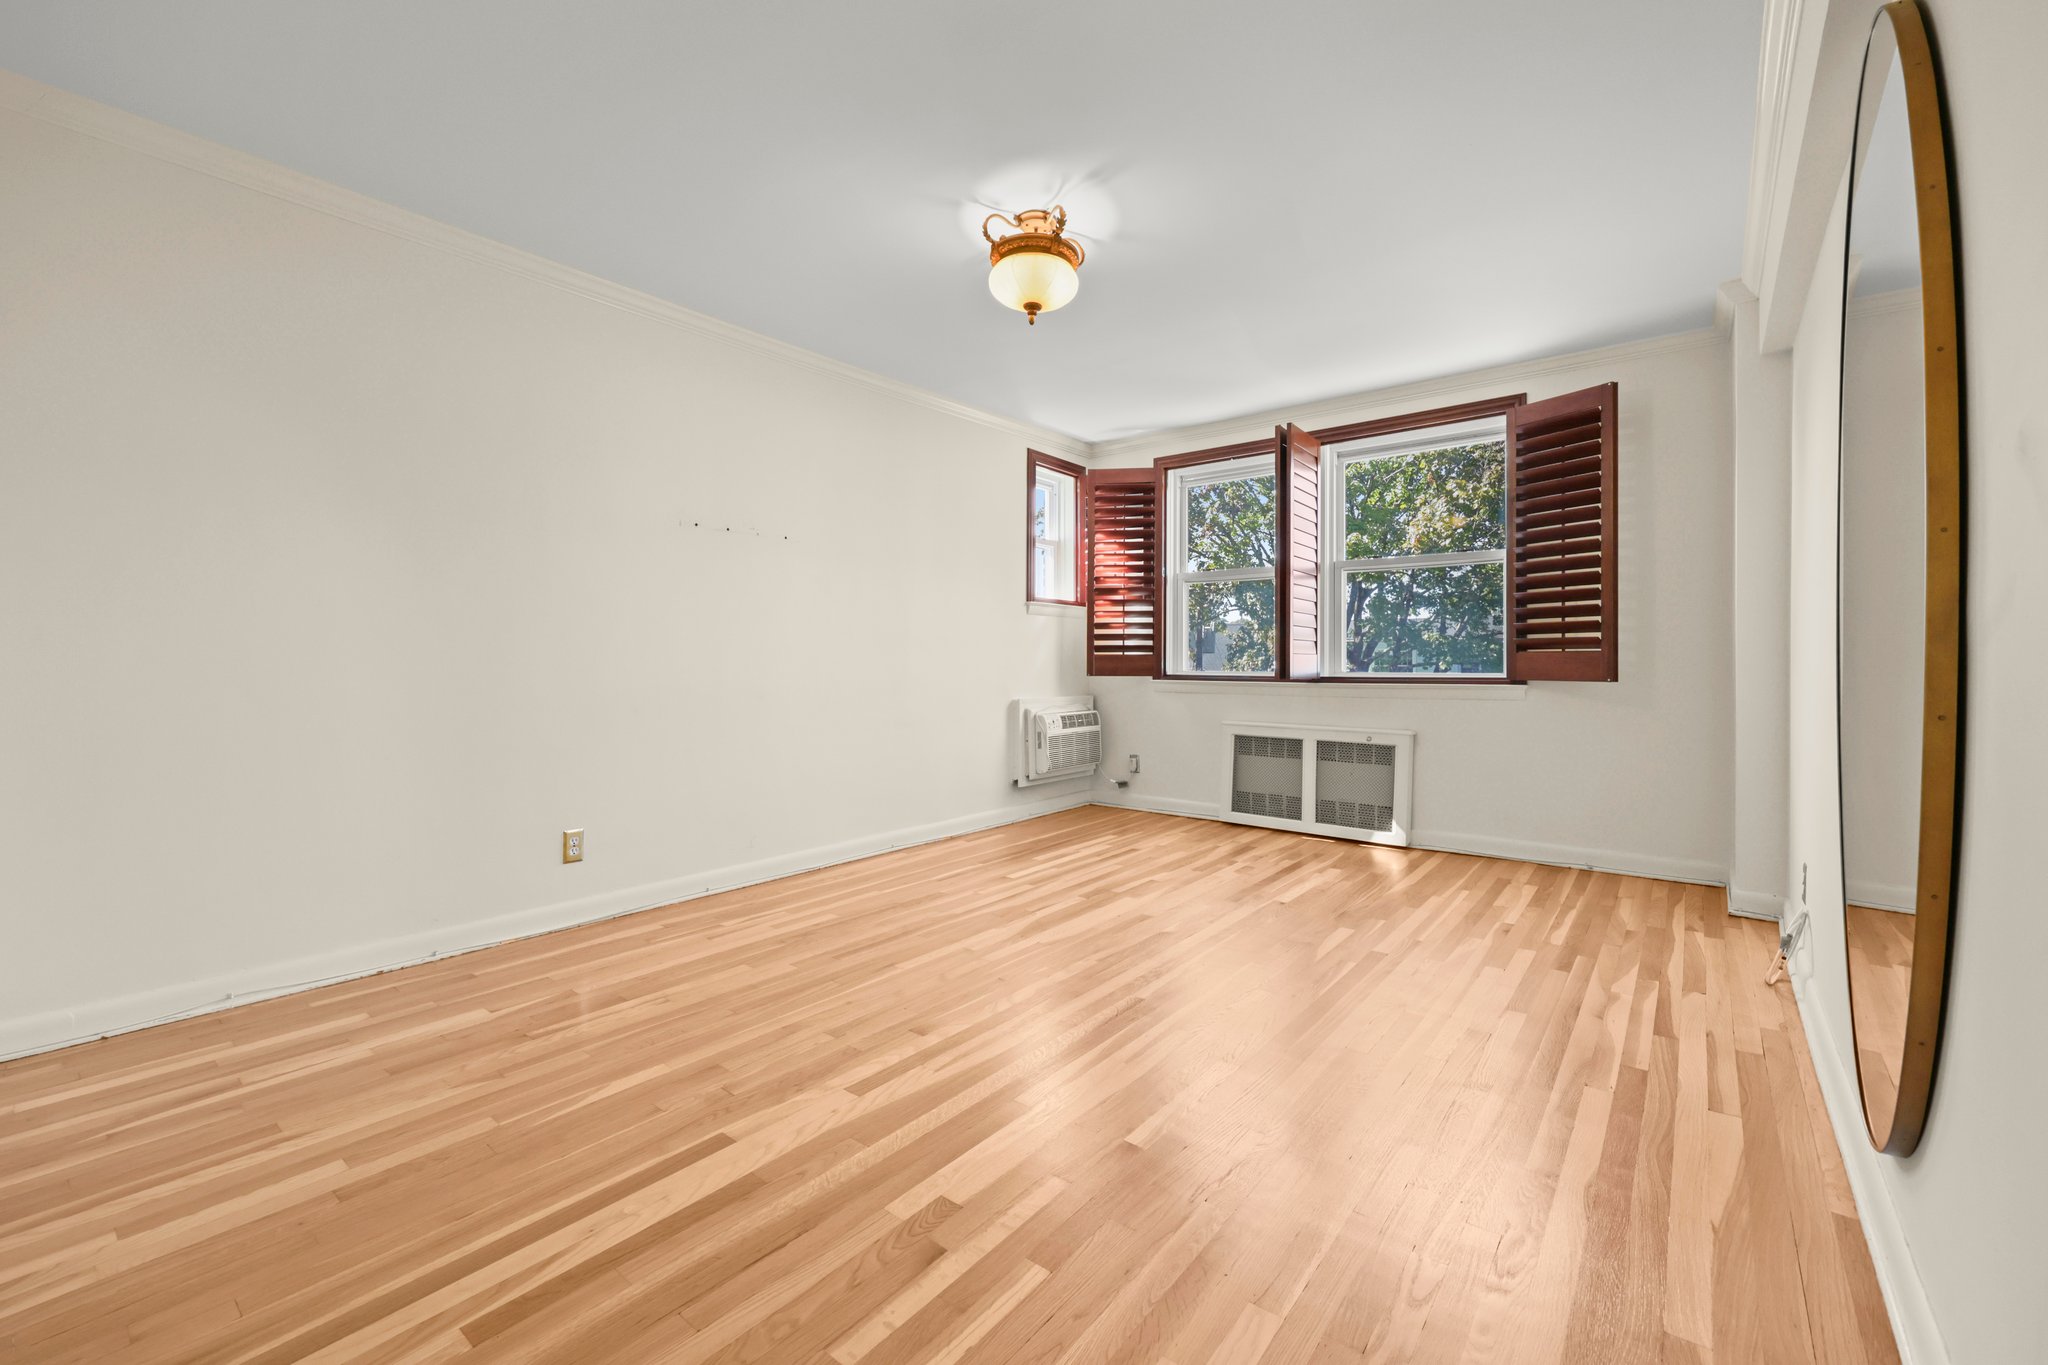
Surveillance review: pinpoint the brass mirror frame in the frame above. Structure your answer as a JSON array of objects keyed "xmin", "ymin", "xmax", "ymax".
[{"xmin": 1836, "ymin": 0, "xmax": 1964, "ymax": 1157}]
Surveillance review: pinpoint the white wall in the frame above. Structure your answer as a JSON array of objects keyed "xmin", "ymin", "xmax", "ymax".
[
  {"xmin": 1778, "ymin": 2, "xmax": 2048, "ymax": 1359},
  {"xmin": 1084, "ymin": 331, "xmax": 1735, "ymax": 884},
  {"xmin": 1725, "ymin": 279, "xmax": 1794, "ymax": 919},
  {"xmin": 0, "ymin": 96, "xmax": 1089, "ymax": 1057},
  {"xmin": 1840, "ymin": 291, "xmax": 1926, "ymax": 912}
]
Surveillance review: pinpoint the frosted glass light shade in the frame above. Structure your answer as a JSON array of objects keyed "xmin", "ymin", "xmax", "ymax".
[{"xmin": 989, "ymin": 250, "xmax": 1080, "ymax": 318}]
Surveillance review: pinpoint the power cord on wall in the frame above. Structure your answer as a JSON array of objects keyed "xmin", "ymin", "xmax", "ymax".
[{"xmin": 1765, "ymin": 912, "xmax": 1810, "ymax": 985}]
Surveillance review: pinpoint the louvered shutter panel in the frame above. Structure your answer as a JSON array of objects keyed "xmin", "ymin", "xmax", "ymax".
[
  {"xmin": 1083, "ymin": 467, "xmax": 1162, "ymax": 676},
  {"xmin": 1275, "ymin": 423, "xmax": 1322, "ymax": 680},
  {"xmin": 1506, "ymin": 383, "xmax": 1618, "ymax": 681}
]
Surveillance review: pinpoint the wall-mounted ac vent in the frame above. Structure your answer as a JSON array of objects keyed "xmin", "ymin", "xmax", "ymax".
[
  {"xmin": 1043, "ymin": 711, "xmax": 1102, "ymax": 774},
  {"xmin": 1220, "ymin": 724, "xmax": 1414, "ymax": 846},
  {"xmin": 1011, "ymin": 696, "xmax": 1101, "ymax": 787}
]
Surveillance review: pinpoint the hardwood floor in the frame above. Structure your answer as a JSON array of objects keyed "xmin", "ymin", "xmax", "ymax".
[
  {"xmin": 0, "ymin": 807, "xmax": 1898, "ymax": 1364},
  {"xmin": 1844, "ymin": 905, "xmax": 1914, "ymax": 1141}
]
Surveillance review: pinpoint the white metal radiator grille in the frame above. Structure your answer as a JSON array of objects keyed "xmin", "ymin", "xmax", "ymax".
[
  {"xmin": 1231, "ymin": 734, "xmax": 1304, "ymax": 821},
  {"xmin": 1315, "ymin": 740, "xmax": 1397, "ymax": 832},
  {"xmin": 1218, "ymin": 724, "xmax": 1414, "ymax": 846}
]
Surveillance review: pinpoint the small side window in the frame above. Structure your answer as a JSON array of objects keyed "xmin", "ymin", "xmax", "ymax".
[{"xmin": 1026, "ymin": 451, "xmax": 1084, "ymax": 605}]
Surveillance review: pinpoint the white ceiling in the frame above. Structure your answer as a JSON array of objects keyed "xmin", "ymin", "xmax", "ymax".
[{"xmin": 0, "ymin": 1, "xmax": 1764, "ymax": 441}]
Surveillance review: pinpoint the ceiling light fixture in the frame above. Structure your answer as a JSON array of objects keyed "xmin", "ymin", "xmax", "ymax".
[{"xmin": 983, "ymin": 206, "xmax": 1084, "ymax": 325}]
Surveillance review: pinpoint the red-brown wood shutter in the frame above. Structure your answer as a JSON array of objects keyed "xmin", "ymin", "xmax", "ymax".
[
  {"xmin": 1083, "ymin": 467, "xmax": 1162, "ymax": 676},
  {"xmin": 1506, "ymin": 382, "xmax": 1619, "ymax": 681},
  {"xmin": 1275, "ymin": 423, "xmax": 1322, "ymax": 680}
]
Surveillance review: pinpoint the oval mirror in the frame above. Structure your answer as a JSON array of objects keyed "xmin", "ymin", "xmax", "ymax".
[{"xmin": 1837, "ymin": 0, "xmax": 1962, "ymax": 1156}]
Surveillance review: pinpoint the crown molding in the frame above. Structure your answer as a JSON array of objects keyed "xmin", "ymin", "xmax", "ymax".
[
  {"xmin": 1089, "ymin": 325, "xmax": 1727, "ymax": 465},
  {"xmin": 0, "ymin": 68, "xmax": 1092, "ymax": 462},
  {"xmin": 1742, "ymin": 0, "xmax": 1808, "ymax": 290},
  {"xmin": 1715, "ymin": 277, "xmax": 1756, "ymax": 332},
  {"xmin": 1740, "ymin": 0, "xmax": 1889, "ymax": 352}
]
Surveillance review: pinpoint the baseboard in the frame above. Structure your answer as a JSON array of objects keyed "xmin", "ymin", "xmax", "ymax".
[
  {"xmin": 1412, "ymin": 827, "xmax": 1726, "ymax": 886},
  {"xmin": 1095, "ymin": 794, "xmax": 1728, "ymax": 887},
  {"xmin": 1094, "ymin": 793, "xmax": 1222, "ymax": 822},
  {"xmin": 1727, "ymin": 888, "xmax": 1787, "ymax": 921},
  {"xmin": 1847, "ymin": 878, "xmax": 1916, "ymax": 914},
  {"xmin": 1787, "ymin": 968, "xmax": 1950, "ymax": 1365},
  {"xmin": 0, "ymin": 792, "xmax": 1093, "ymax": 1063}
]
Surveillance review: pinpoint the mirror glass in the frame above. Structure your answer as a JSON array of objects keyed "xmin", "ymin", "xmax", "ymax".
[{"xmin": 1839, "ymin": 21, "xmax": 1924, "ymax": 1146}]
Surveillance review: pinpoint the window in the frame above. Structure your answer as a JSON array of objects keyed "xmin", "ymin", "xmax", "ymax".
[
  {"xmin": 1073, "ymin": 383, "xmax": 1618, "ymax": 683},
  {"xmin": 1025, "ymin": 451, "xmax": 1084, "ymax": 605},
  {"xmin": 1322, "ymin": 416, "xmax": 1509, "ymax": 677},
  {"xmin": 1166, "ymin": 453, "xmax": 1278, "ymax": 675},
  {"xmin": 1032, "ymin": 474, "xmax": 1068, "ymax": 596}
]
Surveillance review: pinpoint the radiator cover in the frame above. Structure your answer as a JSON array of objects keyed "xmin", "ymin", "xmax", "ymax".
[
  {"xmin": 1230, "ymin": 734, "xmax": 1304, "ymax": 821},
  {"xmin": 1218, "ymin": 723, "xmax": 1414, "ymax": 846}
]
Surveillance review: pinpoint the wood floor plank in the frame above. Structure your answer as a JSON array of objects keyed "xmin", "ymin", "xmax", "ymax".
[{"xmin": 0, "ymin": 808, "xmax": 1899, "ymax": 1364}]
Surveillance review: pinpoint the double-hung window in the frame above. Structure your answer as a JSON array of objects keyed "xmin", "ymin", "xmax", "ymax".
[
  {"xmin": 1166, "ymin": 453, "xmax": 1278, "ymax": 675},
  {"xmin": 1025, "ymin": 451, "xmax": 1084, "ymax": 606},
  {"xmin": 1322, "ymin": 416, "xmax": 1508, "ymax": 677},
  {"xmin": 1071, "ymin": 382, "xmax": 1618, "ymax": 683}
]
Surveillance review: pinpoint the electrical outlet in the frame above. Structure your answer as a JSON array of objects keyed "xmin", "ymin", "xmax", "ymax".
[
  {"xmin": 1128, "ymin": 754, "xmax": 1141, "ymax": 774},
  {"xmin": 563, "ymin": 829, "xmax": 584, "ymax": 864}
]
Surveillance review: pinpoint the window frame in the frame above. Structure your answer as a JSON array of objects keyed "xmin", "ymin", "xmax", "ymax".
[
  {"xmin": 1088, "ymin": 387, "xmax": 1634, "ymax": 688},
  {"xmin": 1320, "ymin": 413, "xmax": 1512, "ymax": 680},
  {"xmin": 1163, "ymin": 451, "xmax": 1282, "ymax": 678},
  {"xmin": 1025, "ymin": 450, "xmax": 1085, "ymax": 607}
]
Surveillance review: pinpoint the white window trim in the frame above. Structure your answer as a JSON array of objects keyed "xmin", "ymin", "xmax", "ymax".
[
  {"xmin": 1030, "ymin": 465, "xmax": 1078, "ymax": 604},
  {"xmin": 1320, "ymin": 415, "xmax": 1510, "ymax": 680},
  {"xmin": 1149, "ymin": 678, "xmax": 1527, "ymax": 697},
  {"xmin": 1166, "ymin": 452, "xmax": 1279, "ymax": 678}
]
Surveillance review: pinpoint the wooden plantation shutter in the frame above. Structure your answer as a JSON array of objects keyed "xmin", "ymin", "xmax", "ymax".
[
  {"xmin": 1506, "ymin": 382, "xmax": 1619, "ymax": 681},
  {"xmin": 1275, "ymin": 423, "xmax": 1322, "ymax": 680},
  {"xmin": 1083, "ymin": 467, "xmax": 1162, "ymax": 676}
]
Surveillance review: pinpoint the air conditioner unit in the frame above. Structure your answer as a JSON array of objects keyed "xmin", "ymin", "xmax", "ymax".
[
  {"xmin": 1218, "ymin": 723, "xmax": 1414, "ymax": 846},
  {"xmin": 1011, "ymin": 696, "xmax": 1102, "ymax": 786}
]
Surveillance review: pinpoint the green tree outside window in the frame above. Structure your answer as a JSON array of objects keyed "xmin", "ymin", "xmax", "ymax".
[{"xmin": 1341, "ymin": 441, "xmax": 1506, "ymax": 674}]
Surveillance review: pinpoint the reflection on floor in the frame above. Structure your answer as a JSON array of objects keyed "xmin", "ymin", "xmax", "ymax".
[
  {"xmin": 0, "ymin": 808, "xmax": 1899, "ymax": 1363},
  {"xmin": 1845, "ymin": 902, "xmax": 1915, "ymax": 1140}
]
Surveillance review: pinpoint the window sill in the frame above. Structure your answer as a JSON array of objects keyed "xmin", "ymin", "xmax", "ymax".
[
  {"xmin": 1025, "ymin": 600, "xmax": 1084, "ymax": 618},
  {"xmin": 1145, "ymin": 677, "xmax": 1526, "ymax": 698}
]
